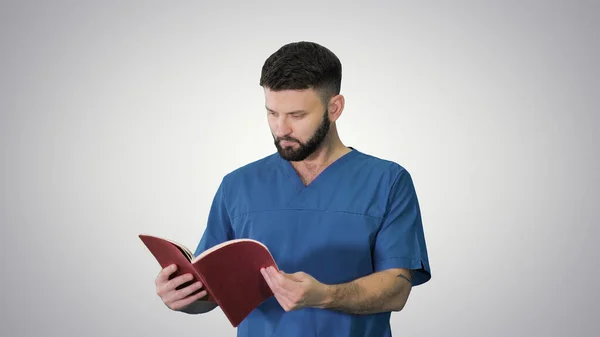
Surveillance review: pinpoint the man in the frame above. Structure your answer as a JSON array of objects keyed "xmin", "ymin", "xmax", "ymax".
[{"xmin": 155, "ymin": 41, "xmax": 431, "ymax": 337}]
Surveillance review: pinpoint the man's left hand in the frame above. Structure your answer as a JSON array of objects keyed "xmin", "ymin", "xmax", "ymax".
[{"xmin": 260, "ymin": 266, "xmax": 330, "ymax": 311}]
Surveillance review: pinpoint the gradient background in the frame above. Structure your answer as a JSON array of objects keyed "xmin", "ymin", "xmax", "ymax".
[{"xmin": 1, "ymin": 1, "xmax": 598, "ymax": 336}]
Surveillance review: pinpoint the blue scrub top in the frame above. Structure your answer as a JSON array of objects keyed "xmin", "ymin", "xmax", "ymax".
[{"xmin": 195, "ymin": 147, "xmax": 431, "ymax": 337}]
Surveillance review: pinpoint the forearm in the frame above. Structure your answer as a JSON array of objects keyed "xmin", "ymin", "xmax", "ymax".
[{"xmin": 320, "ymin": 269, "xmax": 412, "ymax": 315}]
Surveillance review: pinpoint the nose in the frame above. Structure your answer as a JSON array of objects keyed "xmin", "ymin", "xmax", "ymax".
[{"xmin": 273, "ymin": 115, "xmax": 292, "ymax": 138}]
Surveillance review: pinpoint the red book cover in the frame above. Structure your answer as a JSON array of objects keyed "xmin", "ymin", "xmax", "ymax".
[{"xmin": 139, "ymin": 234, "xmax": 278, "ymax": 327}]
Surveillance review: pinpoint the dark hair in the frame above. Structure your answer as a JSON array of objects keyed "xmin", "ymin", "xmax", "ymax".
[{"xmin": 259, "ymin": 41, "xmax": 342, "ymax": 104}]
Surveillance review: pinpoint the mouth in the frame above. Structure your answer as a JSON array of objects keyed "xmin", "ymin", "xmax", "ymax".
[{"xmin": 279, "ymin": 140, "xmax": 297, "ymax": 147}]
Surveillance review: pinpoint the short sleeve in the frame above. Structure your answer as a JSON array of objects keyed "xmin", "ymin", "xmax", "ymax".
[
  {"xmin": 193, "ymin": 179, "xmax": 235, "ymax": 257},
  {"xmin": 373, "ymin": 168, "xmax": 431, "ymax": 286}
]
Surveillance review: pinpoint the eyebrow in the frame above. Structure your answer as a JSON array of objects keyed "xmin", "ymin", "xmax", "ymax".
[{"xmin": 265, "ymin": 106, "xmax": 307, "ymax": 114}]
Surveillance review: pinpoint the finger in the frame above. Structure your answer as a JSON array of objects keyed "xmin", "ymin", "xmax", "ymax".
[
  {"xmin": 156, "ymin": 264, "xmax": 177, "ymax": 284},
  {"xmin": 263, "ymin": 268, "xmax": 292, "ymax": 302},
  {"xmin": 262, "ymin": 269, "xmax": 300, "ymax": 311},
  {"xmin": 169, "ymin": 289, "xmax": 209, "ymax": 310},
  {"xmin": 269, "ymin": 271, "xmax": 301, "ymax": 308},
  {"xmin": 272, "ymin": 269, "xmax": 309, "ymax": 309},
  {"xmin": 167, "ymin": 273, "xmax": 195, "ymax": 291},
  {"xmin": 159, "ymin": 273, "xmax": 194, "ymax": 300},
  {"xmin": 261, "ymin": 268, "xmax": 276, "ymax": 292},
  {"xmin": 176, "ymin": 281, "xmax": 205, "ymax": 299},
  {"xmin": 264, "ymin": 268, "xmax": 289, "ymax": 294},
  {"xmin": 165, "ymin": 279, "xmax": 203, "ymax": 304},
  {"xmin": 268, "ymin": 267, "xmax": 297, "ymax": 293}
]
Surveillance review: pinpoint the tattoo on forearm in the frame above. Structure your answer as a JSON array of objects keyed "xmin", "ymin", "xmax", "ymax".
[{"xmin": 397, "ymin": 273, "xmax": 412, "ymax": 284}]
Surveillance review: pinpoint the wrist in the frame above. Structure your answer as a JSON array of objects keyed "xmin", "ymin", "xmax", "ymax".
[{"xmin": 318, "ymin": 284, "xmax": 336, "ymax": 309}]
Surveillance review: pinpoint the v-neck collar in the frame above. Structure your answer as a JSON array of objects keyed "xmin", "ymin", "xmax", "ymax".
[{"xmin": 278, "ymin": 147, "xmax": 359, "ymax": 192}]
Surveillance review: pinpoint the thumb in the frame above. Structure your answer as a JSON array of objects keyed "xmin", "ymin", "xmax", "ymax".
[
  {"xmin": 278, "ymin": 270, "xmax": 300, "ymax": 280},
  {"xmin": 287, "ymin": 271, "xmax": 309, "ymax": 281}
]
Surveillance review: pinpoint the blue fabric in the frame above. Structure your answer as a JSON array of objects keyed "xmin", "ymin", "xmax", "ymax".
[{"xmin": 194, "ymin": 148, "xmax": 431, "ymax": 337}]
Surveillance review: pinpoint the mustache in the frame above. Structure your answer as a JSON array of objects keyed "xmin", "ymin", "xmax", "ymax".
[{"xmin": 276, "ymin": 137, "xmax": 300, "ymax": 143}]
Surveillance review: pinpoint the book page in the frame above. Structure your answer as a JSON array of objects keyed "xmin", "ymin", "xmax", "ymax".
[
  {"xmin": 191, "ymin": 238, "xmax": 269, "ymax": 263},
  {"xmin": 160, "ymin": 237, "xmax": 194, "ymax": 261}
]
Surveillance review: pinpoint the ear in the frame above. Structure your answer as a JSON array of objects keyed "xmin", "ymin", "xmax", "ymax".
[{"xmin": 328, "ymin": 94, "xmax": 345, "ymax": 123}]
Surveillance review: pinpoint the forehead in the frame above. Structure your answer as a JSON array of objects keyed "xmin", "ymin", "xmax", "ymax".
[{"xmin": 263, "ymin": 87, "xmax": 322, "ymax": 112}]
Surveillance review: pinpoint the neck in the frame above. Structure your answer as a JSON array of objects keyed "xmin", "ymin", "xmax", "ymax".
[{"xmin": 289, "ymin": 130, "xmax": 351, "ymax": 184}]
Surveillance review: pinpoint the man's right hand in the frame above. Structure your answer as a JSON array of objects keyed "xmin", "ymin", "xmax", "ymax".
[{"xmin": 156, "ymin": 264, "xmax": 207, "ymax": 311}]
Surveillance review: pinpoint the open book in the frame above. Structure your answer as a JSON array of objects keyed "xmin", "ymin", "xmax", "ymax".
[{"xmin": 139, "ymin": 234, "xmax": 278, "ymax": 327}]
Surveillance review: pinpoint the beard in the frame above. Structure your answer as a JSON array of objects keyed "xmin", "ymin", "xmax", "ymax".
[{"xmin": 274, "ymin": 110, "xmax": 331, "ymax": 162}]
